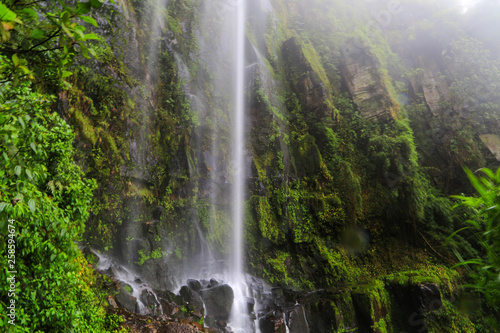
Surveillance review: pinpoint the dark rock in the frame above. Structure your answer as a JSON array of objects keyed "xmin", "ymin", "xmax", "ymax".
[
  {"xmin": 193, "ymin": 307, "xmax": 204, "ymax": 319},
  {"xmin": 204, "ymin": 315, "xmax": 216, "ymax": 328},
  {"xmin": 200, "ymin": 284, "xmax": 234, "ymax": 320},
  {"xmin": 411, "ymin": 283, "xmax": 443, "ymax": 313},
  {"xmin": 208, "ymin": 278, "xmax": 220, "ymax": 288},
  {"xmin": 286, "ymin": 305, "xmax": 309, "ymax": 333},
  {"xmin": 116, "ymin": 288, "xmax": 138, "ymax": 313},
  {"xmin": 187, "ymin": 279, "xmax": 202, "ymax": 292},
  {"xmin": 140, "ymin": 289, "xmax": 161, "ymax": 314},
  {"xmin": 304, "ymin": 299, "xmax": 340, "ymax": 333},
  {"xmin": 161, "ymin": 300, "xmax": 180, "ymax": 318},
  {"xmin": 246, "ymin": 297, "xmax": 256, "ymax": 314},
  {"xmin": 215, "ymin": 319, "xmax": 227, "ymax": 328},
  {"xmin": 180, "ymin": 285, "xmax": 204, "ymax": 309},
  {"xmin": 259, "ymin": 311, "xmax": 286, "ymax": 333},
  {"xmin": 271, "ymin": 288, "xmax": 299, "ymax": 308},
  {"xmin": 200, "ymin": 279, "xmax": 210, "ymax": 288}
]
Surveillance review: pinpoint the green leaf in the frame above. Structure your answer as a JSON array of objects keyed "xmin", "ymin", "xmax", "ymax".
[
  {"xmin": 28, "ymin": 199, "xmax": 35, "ymax": 213},
  {"xmin": 29, "ymin": 28, "xmax": 45, "ymax": 39},
  {"xmin": 75, "ymin": 2, "xmax": 92, "ymax": 15},
  {"xmin": 18, "ymin": 65, "xmax": 30, "ymax": 74},
  {"xmin": 21, "ymin": 8, "xmax": 38, "ymax": 20},
  {"xmin": 12, "ymin": 54, "xmax": 19, "ymax": 66},
  {"xmin": 84, "ymin": 33, "xmax": 99, "ymax": 40},
  {"xmin": 0, "ymin": 3, "xmax": 18, "ymax": 22},
  {"xmin": 61, "ymin": 23, "xmax": 74, "ymax": 38},
  {"xmin": 25, "ymin": 168, "xmax": 32, "ymax": 180},
  {"xmin": 18, "ymin": 116, "xmax": 25, "ymax": 129},
  {"xmin": 80, "ymin": 15, "xmax": 97, "ymax": 27},
  {"xmin": 30, "ymin": 142, "xmax": 37, "ymax": 153},
  {"xmin": 61, "ymin": 11, "xmax": 70, "ymax": 24},
  {"xmin": 74, "ymin": 27, "xmax": 85, "ymax": 41},
  {"xmin": 14, "ymin": 165, "xmax": 21, "ymax": 176},
  {"xmin": 62, "ymin": 71, "xmax": 73, "ymax": 78},
  {"xmin": 0, "ymin": 202, "xmax": 7, "ymax": 212},
  {"xmin": 80, "ymin": 43, "xmax": 89, "ymax": 58},
  {"xmin": 90, "ymin": 0, "xmax": 103, "ymax": 9}
]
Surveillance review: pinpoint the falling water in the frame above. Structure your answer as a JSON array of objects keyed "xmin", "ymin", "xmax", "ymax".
[{"xmin": 228, "ymin": 0, "xmax": 251, "ymax": 331}]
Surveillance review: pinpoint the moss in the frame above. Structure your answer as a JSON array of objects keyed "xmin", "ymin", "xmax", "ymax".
[{"xmin": 71, "ymin": 107, "xmax": 98, "ymax": 145}]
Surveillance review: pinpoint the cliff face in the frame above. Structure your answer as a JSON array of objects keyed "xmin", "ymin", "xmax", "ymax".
[{"xmin": 64, "ymin": 0, "xmax": 498, "ymax": 330}]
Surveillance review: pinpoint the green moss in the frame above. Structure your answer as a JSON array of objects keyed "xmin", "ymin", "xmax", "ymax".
[{"xmin": 71, "ymin": 107, "xmax": 97, "ymax": 145}]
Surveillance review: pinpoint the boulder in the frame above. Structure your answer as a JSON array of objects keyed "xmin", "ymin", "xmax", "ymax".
[
  {"xmin": 116, "ymin": 288, "xmax": 138, "ymax": 313},
  {"xmin": 258, "ymin": 312, "xmax": 286, "ymax": 333},
  {"xmin": 140, "ymin": 289, "xmax": 161, "ymax": 314},
  {"xmin": 246, "ymin": 296, "xmax": 256, "ymax": 314},
  {"xmin": 161, "ymin": 300, "xmax": 180, "ymax": 318},
  {"xmin": 411, "ymin": 283, "xmax": 442, "ymax": 313},
  {"xmin": 208, "ymin": 278, "xmax": 220, "ymax": 288},
  {"xmin": 187, "ymin": 279, "xmax": 202, "ymax": 292},
  {"xmin": 286, "ymin": 305, "xmax": 310, "ymax": 333},
  {"xmin": 180, "ymin": 285, "xmax": 204, "ymax": 309},
  {"xmin": 200, "ymin": 284, "xmax": 234, "ymax": 320}
]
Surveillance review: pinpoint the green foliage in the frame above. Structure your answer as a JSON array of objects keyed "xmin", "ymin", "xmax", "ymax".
[
  {"xmin": 450, "ymin": 167, "xmax": 500, "ymax": 310},
  {"xmin": 0, "ymin": 0, "xmax": 105, "ymax": 87},
  {"xmin": 0, "ymin": 82, "xmax": 116, "ymax": 331}
]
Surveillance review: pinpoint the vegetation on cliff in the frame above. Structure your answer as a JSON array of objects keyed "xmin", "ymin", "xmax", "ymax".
[{"xmin": 0, "ymin": 0, "xmax": 499, "ymax": 331}]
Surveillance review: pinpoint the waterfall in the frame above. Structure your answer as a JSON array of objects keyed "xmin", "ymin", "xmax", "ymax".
[
  {"xmin": 229, "ymin": 0, "xmax": 250, "ymax": 331},
  {"xmin": 231, "ymin": 0, "xmax": 246, "ymax": 285}
]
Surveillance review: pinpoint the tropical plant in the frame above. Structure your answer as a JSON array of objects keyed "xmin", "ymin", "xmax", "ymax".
[{"xmin": 449, "ymin": 167, "xmax": 500, "ymax": 310}]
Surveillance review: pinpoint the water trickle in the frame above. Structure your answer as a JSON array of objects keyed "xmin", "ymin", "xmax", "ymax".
[{"xmin": 95, "ymin": 252, "xmax": 163, "ymax": 315}]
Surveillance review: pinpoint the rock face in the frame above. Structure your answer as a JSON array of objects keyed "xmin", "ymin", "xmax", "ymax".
[
  {"xmin": 286, "ymin": 305, "xmax": 310, "ymax": 333},
  {"xmin": 282, "ymin": 37, "xmax": 329, "ymax": 120},
  {"xmin": 180, "ymin": 285, "xmax": 204, "ymax": 309},
  {"xmin": 411, "ymin": 283, "xmax": 443, "ymax": 313},
  {"xmin": 409, "ymin": 60, "xmax": 452, "ymax": 115},
  {"xmin": 116, "ymin": 288, "xmax": 138, "ymax": 313},
  {"xmin": 199, "ymin": 284, "xmax": 234, "ymax": 321},
  {"xmin": 387, "ymin": 282, "xmax": 444, "ymax": 333},
  {"xmin": 342, "ymin": 49, "xmax": 397, "ymax": 120},
  {"xmin": 480, "ymin": 134, "xmax": 500, "ymax": 161}
]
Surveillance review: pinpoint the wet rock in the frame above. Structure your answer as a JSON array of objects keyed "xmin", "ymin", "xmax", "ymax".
[
  {"xmin": 108, "ymin": 296, "xmax": 119, "ymax": 309},
  {"xmin": 140, "ymin": 289, "xmax": 161, "ymax": 314},
  {"xmin": 116, "ymin": 288, "xmax": 138, "ymax": 313},
  {"xmin": 259, "ymin": 311, "xmax": 286, "ymax": 333},
  {"xmin": 411, "ymin": 283, "xmax": 443, "ymax": 313},
  {"xmin": 187, "ymin": 279, "xmax": 202, "ymax": 292},
  {"xmin": 304, "ymin": 299, "xmax": 340, "ymax": 333},
  {"xmin": 246, "ymin": 297, "xmax": 255, "ymax": 314},
  {"xmin": 200, "ymin": 284, "xmax": 234, "ymax": 320},
  {"xmin": 160, "ymin": 300, "xmax": 180, "ymax": 318},
  {"xmin": 271, "ymin": 287, "xmax": 300, "ymax": 308},
  {"xmin": 204, "ymin": 315, "xmax": 216, "ymax": 328},
  {"xmin": 286, "ymin": 305, "xmax": 309, "ymax": 333},
  {"xmin": 208, "ymin": 278, "xmax": 220, "ymax": 288},
  {"xmin": 192, "ymin": 307, "xmax": 204, "ymax": 319},
  {"xmin": 180, "ymin": 285, "xmax": 204, "ymax": 309}
]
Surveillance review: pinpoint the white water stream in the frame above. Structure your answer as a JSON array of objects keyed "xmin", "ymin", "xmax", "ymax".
[{"xmin": 227, "ymin": 0, "xmax": 254, "ymax": 331}]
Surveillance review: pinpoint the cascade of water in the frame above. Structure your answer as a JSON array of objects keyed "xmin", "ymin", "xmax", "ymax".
[
  {"xmin": 95, "ymin": 252, "xmax": 163, "ymax": 315},
  {"xmin": 228, "ymin": 0, "xmax": 251, "ymax": 331}
]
